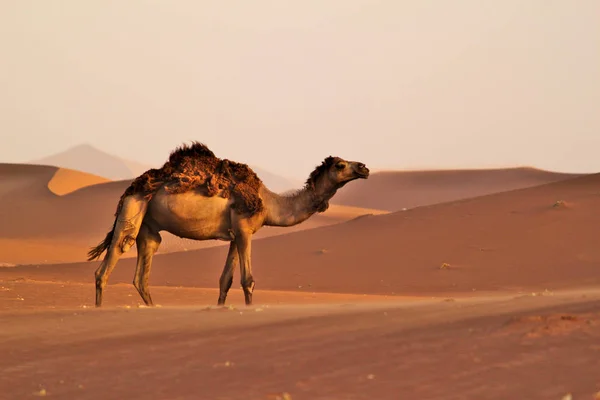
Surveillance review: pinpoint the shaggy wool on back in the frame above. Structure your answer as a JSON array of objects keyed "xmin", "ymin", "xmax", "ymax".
[{"xmin": 116, "ymin": 142, "xmax": 264, "ymax": 217}]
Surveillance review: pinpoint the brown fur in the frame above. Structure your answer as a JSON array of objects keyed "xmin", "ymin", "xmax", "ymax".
[
  {"xmin": 87, "ymin": 142, "xmax": 263, "ymax": 261},
  {"xmin": 115, "ymin": 142, "xmax": 264, "ymax": 217},
  {"xmin": 304, "ymin": 156, "xmax": 340, "ymax": 213},
  {"xmin": 86, "ymin": 227, "xmax": 115, "ymax": 261}
]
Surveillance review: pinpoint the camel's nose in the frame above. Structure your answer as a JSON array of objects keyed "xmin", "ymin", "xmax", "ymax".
[{"xmin": 356, "ymin": 162, "xmax": 369, "ymax": 177}]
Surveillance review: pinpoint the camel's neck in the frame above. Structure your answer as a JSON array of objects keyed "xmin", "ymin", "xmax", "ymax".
[{"xmin": 261, "ymin": 183, "xmax": 338, "ymax": 227}]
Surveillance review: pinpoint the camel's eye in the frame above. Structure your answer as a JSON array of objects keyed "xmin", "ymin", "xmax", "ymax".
[{"xmin": 335, "ymin": 162, "xmax": 345, "ymax": 170}]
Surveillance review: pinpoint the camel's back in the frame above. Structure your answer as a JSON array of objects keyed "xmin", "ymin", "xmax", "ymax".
[{"xmin": 117, "ymin": 142, "xmax": 265, "ymax": 219}]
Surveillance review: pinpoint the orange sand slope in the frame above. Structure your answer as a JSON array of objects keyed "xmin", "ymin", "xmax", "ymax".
[
  {"xmin": 0, "ymin": 163, "xmax": 385, "ymax": 265},
  {"xmin": 0, "ymin": 163, "xmax": 108, "ymax": 197},
  {"xmin": 6, "ymin": 173, "xmax": 599, "ymax": 298},
  {"xmin": 47, "ymin": 167, "xmax": 110, "ymax": 195},
  {"xmin": 332, "ymin": 167, "xmax": 584, "ymax": 211}
]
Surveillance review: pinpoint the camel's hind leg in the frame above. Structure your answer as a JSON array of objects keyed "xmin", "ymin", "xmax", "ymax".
[
  {"xmin": 94, "ymin": 246, "xmax": 125, "ymax": 307},
  {"xmin": 94, "ymin": 195, "xmax": 148, "ymax": 307},
  {"xmin": 133, "ymin": 223, "xmax": 162, "ymax": 306}
]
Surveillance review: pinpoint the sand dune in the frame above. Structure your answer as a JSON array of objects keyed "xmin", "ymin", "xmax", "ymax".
[
  {"xmin": 332, "ymin": 167, "xmax": 584, "ymax": 211},
  {"xmin": 0, "ymin": 163, "xmax": 385, "ymax": 264},
  {"xmin": 5, "ymin": 172, "xmax": 599, "ymax": 298},
  {"xmin": 0, "ymin": 163, "xmax": 57, "ymax": 198},
  {"xmin": 47, "ymin": 168, "xmax": 110, "ymax": 195}
]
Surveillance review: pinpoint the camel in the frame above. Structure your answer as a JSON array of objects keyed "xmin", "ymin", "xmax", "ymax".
[{"xmin": 88, "ymin": 142, "xmax": 369, "ymax": 307}]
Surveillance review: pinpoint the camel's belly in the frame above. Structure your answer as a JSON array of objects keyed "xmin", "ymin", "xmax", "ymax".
[{"xmin": 147, "ymin": 190, "xmax": 234, "ymax": 241}]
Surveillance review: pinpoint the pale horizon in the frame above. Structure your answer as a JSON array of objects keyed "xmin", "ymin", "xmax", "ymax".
[
  {"xmin": 1, "ymin": 1, "xmax": 599, "ymax": 180},
  {"xmin": 29, "ymin": 141, "xmax": 582, "ymax": 179}
]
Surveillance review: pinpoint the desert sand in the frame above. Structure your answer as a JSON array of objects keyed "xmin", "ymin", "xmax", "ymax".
[
  {"xmin": 1, "ymin": 163, "xmax": 599, "ymax": 399},
  {"xmin": 332, "ymin": 167, "xmax": 583, "ymax": 211},
  {"xmin": 0, "ymin": 163, "xmax": 386, "ymax": 265},
  {"xmin": 0, "ymin": 163, "xmax": 577, "ymax": 265},
  {"xmin": 8, "ymin": 171, "xmax": 598, "ymax": 295},
  {"xmin": 46, "ymin": 168, "xmax": 110, "ymax": 196},
  {"xmin": 1, "ymin": 283, "xmax": 599, "ymax": 399}
]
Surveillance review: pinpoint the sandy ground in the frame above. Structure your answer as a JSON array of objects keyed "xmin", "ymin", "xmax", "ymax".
[
  {"xmin": 1, "ymin": 281, "xmax": 599, "ymax": 399},
  {"xmin": 1, "ymin": 164, "xmax": 599, "ymax": 399},
  {"xmin": 7, "ymin": 172, "xmax": 598, "ymax": 299}
]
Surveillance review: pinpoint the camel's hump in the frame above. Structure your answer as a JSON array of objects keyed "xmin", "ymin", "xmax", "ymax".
[{"xmin": 168, "ymin": 141, "xmax": 217, "ymax": 165}]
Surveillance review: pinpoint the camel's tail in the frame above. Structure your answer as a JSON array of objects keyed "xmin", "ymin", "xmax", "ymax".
[
  {"xmin": 86, "ymin": 191, "xmax": 128, "ymax": 262},
  {"xmin": 87, "ymin": 189, "xmax": 150, "ymax": 262},
  {"xmin": 87, "ymin": 217, "xmax": 118, "ymax": 262}
]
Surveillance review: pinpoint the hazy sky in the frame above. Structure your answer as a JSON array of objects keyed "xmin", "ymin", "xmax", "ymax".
[{"xmin": 1, "ymin": 1, "xmax": 598, "ymax": 179}]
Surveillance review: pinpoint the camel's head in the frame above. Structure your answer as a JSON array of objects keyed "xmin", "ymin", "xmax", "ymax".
[
  {"xmin": 328, "ymin": 157, "xmax": 370, "ymax": 185},
  {"xmin": 307, "ymin": 156, "xmax": 370, "ymax": 191}
]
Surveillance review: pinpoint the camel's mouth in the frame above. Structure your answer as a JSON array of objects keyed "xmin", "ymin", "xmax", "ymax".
[{"xmin": 355, "ymin": 164, "xmax": 370, "ymax": 179}]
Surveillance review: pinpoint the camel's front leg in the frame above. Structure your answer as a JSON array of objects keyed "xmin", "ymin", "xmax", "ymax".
[
  {"xmin": 235, "ymin": 233, "xmax": 255, "ymax": 306},
  {"xmin": 217, "ymin": 241, "xmax": 238, "ymax": 306}
]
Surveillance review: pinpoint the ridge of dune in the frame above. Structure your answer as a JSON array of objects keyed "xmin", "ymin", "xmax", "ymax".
[
  {"xmin": 316, "ymin": 204, "xmax": 388, "ymax": 219},
  {"xmin": 47, "ymin": 167, "xmax": 110, "ymax": 196},
  {"xmin": 371, "ymin": 165, "xmax": 550, "ymax": 174},
  {"xmin": 0, "ymin": 162, "xmax": 111, "ymax": 197},
  {"xmin": 0, "ymin": 163, "xmax": 58, "ymax": 198},
  {"xmin": 6, "ymin": 172, "xmax": 599, "ymax": 298},
  {"xmin": 332, "ymin": 166, "xmax": 585, "ymax": 211},
  {"xmin": 29, "ymin": 143, "xmax": 149, "ymax": 180}
]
